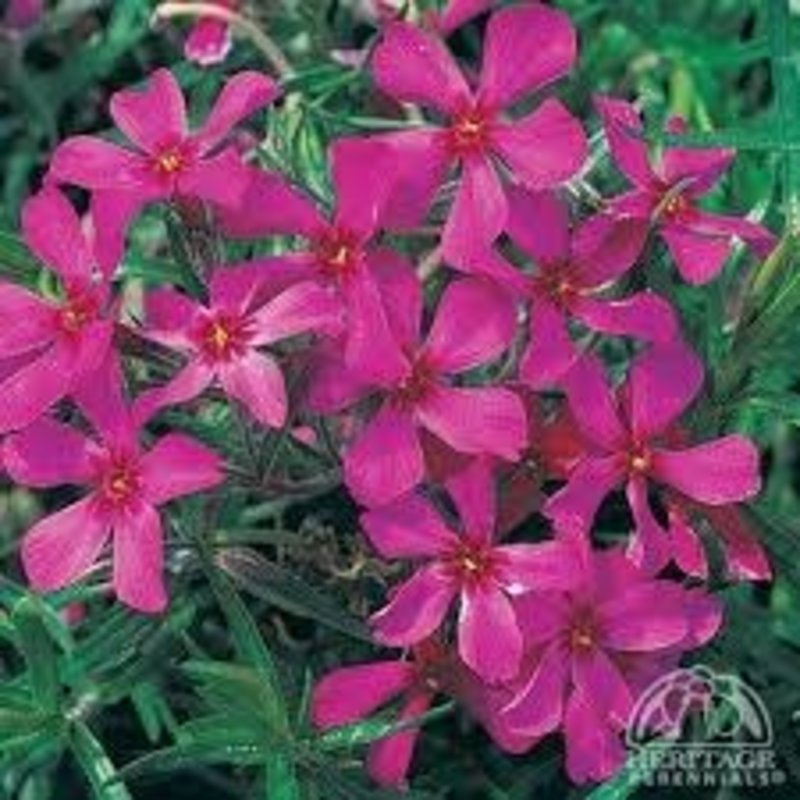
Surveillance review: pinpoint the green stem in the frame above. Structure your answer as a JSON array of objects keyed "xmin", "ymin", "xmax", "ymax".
[{"xmin": 69, "ymin": 721, "xmax": 133, "ymax": 800}]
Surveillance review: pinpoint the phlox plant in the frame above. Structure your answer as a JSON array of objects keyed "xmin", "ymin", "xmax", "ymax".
[{"xmin": 1, "ymin": 1, "xmax": 799, "ymax": 799}]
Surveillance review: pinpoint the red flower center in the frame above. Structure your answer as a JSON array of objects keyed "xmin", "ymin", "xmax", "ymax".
[
  {"xmin": 390, "ymin": 353, "xmax": 439, "ymax": 410},
  {"xmin": 313, "ymin": 227, "xmax": 362, "ymax": 284},
  {"xmin": 195, "ymin": 312, "xmax": 252, "ymax": 363},
  {"xmin": 447, "ymin": 106, "xmax": 493, "ymax": 157},
  {"xmin": 661, "ymin": 191, "xmax": 690, "ymax": 220},
  {"xmin": 445, "ymin": 539, "xmax": 497, "ymax": 587},
  {"xmin": 533, "ymin": 262, "xmax": 579, "ymax": 309},
  {"xmin": 99, "ymin": 455, "xmax": 142, "ymax": 508},
  {"xmin": 57, "ymin": 292, "xmax": 100, "ymax": 337}
]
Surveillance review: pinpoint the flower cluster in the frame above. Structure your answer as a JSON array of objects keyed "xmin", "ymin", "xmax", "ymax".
[{"xmin": 0, "ymin": 0, "xmax": 774, "ymax": 789}]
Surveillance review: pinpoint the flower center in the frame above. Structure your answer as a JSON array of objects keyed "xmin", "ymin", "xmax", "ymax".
[
  {"xmin": 314, "ymin": 228, "xmax": 362, "ymax": 284},
  {"xmin": 57, "ymin": 292, "xmax": 99, "ymax": 336},
  {"xmin": 627, "ymin": 443, "xmax": 652, "ymax": 475},
  {"xmin": 389, "ymin": 353, "xmax": 438, "ymax": 410},
  {"xmin": 153, "ymin": 146, "xmax": 187, "ymax": 177},
  {"xmin": 447, "ymin": 107, "xmax": 492, "ymax": 157},
  {"xmin": 446, "ymin": 540, "xmax": 496, "ymax": 586},
  {"xmin": 661, "ymin": 191, "xmax": 689, "ymax": 220},
  {"xmin": 568, "ymin": 608, "xmax": 597, "ymax": 653},
  {"xmin": 196, "ymin": 312, "xmax": 252, "ymax": 362},
  {"xmin": 99, "ymin": 456, "xmax": 141, "ymax": 508},
  {"xmin": 533, "ymin": 263, "xmax": 578, "ymax": 309}
]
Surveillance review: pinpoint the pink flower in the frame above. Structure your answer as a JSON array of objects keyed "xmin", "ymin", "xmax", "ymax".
[
  {"xmin": 4, "ymin": 0, "xmax": 42, "ymax": 29},
  {"xmin": 464, "ymin": 187, "xmax": 678, "ymax": 387},
  {"xmin": 312, "ymin": 639, "xmax": 453, "ymax": 788},
  {"xmin": 184, "ymin": 0, "xmax": 238, "ymax": 66},
  {"xmin": 596, "ymin": 96, "xmax": 776, "ymax": 284},
  {"xmin": 48, "ymin": 69, "xmax": 278, "ymax": 270},
  {"xmin": 501, "ymin": 548, "xmax": 723, "ymax": 783},
  {"xmin": 219, "ymin": 138, "xmax": 412, "ymax": 382},
  {"xmin": 340, "ymin": 273, "xmax": 527, "ymax": 506},
  {"xmin": 2, "ymin": 359, "xmax": 223, "ymax": 613},
  {"xmin": 364, "ymin": 461, "xmax": 580, "ymax": 682},
  {"xmin": 134, "ymin": 266, "xmax": 338, "ymax": 427},
  {"xmin": 0, "ymin": 188, "xmax": 114, "ymax": 434},
  {"xmin": 370, "ymin": 3, "xmax": 586, "ymax": 263},
  {"xmin": 544, "ymin": 342, "xmax": 762, "ymax": 573}
]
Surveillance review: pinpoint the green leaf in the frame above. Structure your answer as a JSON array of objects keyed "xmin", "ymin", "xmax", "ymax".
[
  {"xmin": 12, "ymin": 597, "xmax": 61, "ymax": 713},
  {"xmin": 217, "ymin": 546, "xmax": 372, "ymax": 642},
  {"xmin": 69, "ymin": 721, "xmax": 133, "ymax": 800}
]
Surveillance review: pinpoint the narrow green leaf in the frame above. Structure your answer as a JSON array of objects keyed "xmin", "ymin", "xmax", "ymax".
[
  {"xmin": 12, "ymin": 597, "xmax": 61, "ymax": 713},
  {"xmin": 69, "ymin": 721, "xmax": 133, "ymax": 800}
]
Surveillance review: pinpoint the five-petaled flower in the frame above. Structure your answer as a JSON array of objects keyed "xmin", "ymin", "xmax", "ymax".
[
  {"xmin": 370, "ymin": 2, "xmax": 587, "ymax": 264},
  {"xmin": 545, "ymin": 341, "xmax": 762, "ymax": 572},
  {"xmin": 2, "ymin": 359, "xmax": 223, "ymax": 612},
  {"xmin": 364, "ymin": 460, "xmax": 579, "ymax": 682},
  {"xmin": 596, "ymin": 96, "xmax": 776, "ymax": 284}
]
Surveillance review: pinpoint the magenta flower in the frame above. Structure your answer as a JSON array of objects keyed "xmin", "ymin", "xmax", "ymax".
[
  {"xmin": 370, "ymin": 3, "xmax": 586, "ymax": 264},
  {"xmin": 465, "ymin": 187, "xmax": 678, "ymax": 387},
  {"xmin": 0, "ymin": 188, "xmax": 114, "ymax": 434},
  {"xmin": 134, "ymin": 267, "xmax": 338, "ymax": 428},
  {"xmin": 3, "ymin": 360, "xmax": 223, "ymax": 612},
  {"xmin": 48, "ymin": 68, "xmax": 278, "ymax": 269},
  {"xmin": 364, "ymin": 461, "xmax": 579, "ymax": 682},
  {"xmin": 501, "ymin": 549, "xmax": 722, "ymax": 783},
  {"xmin": 544, "ymin": 342, "xmax": 762, "ymax": 572},
  {"xmin": 4, "ymin": 0, "xmax": 42, "ymax": 29},
  {"xmin": 340, "ymin": 273, "xmax": 527, "ymax": 507},
  {"xmin": 184, "ymin": 0, "xmax": 238, "ymax": 66},
  {"xmin": 596, "ymin": 96, "xmax": 775, "ymax": 284},
  {"xmin": 219, "ymin": 138, "xmax": 414, "ymax": 382},
  {"xmin": 312, "ymin": 639, "xmax": 453, "ymax": 788}
]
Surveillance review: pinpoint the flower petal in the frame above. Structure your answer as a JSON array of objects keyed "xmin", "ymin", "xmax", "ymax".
[
  {"xmin": 492, "ymin": 99, "xmax": 587, "ymax": 191},
  {"xmin": 0, "ymin": 346, "xmax": 72, "ymax": 434},
  {"xmin": 437, "ymin": 0, "xmax": 492, "ymax": 35},
  {"xmin": 362, "ymin": 494, "xmax": 455, "ymax": 559},
  {"xmin": 519, "ymin": 299, "xmax": 577, "ymax": 390},
  {"xmin": 379, "ymin": 130, "xmax": 450, "ymax": 230},
  {"xmin": 0, "ymin": 283, "xmax": 53, "ymax": 358},
  {"xmin": 594, "ymin": 95, "xmax": 654, "ymax": 188},
  {"xmin": 478, "ymin": 4, "xmax": 577, "ymax": 109},
  {"xmin": 4, "ymin": 418, "xmax": 92, "ymax": 487},
  {"xmin": 446, "ymin": 459, "xmax": 496, "ymax": 542},
  {"xmin": 625, "ymin": 476, "xmax": 671, "ymax": 576},
  {"xmin": 22, "ymin": 188, "xmax": 94, "ymax": 285},
  {"xmin": 312, "ymin": 661, "xmax": 415, "ymax": 728},
  {"xmin": 132, "ymin": 361, "xmax": 215, "ymax": 427},
  {"xmin": 442, "ymin": 156, "xmax": 507, "ymax": 266},
  {"xmin": 424, "ymin": 277, "xmax": 516, "ymax": 374},
  {"xmin": 113, "ymin": 503, "xmax": 167, "ymax": 613},
  {"xmin": 185, "ymin": 17, "xmax": 232, "ymax": 66},
  {"xmin": 110, "ymin": 68, "xmax": 187, "ymax": 154},
  {"xmin": 344, "ymin": 405, "xmax": 424, "ymax": 507},
  {"xmin": 561, "ymin": 354, "xmax": 625, "ymax": 450},
  {"xmin": 571, "ymin": 212, "xmax": 648, "ymax": 288},
  {"xmin": 193, "ymin": 71, "xmax": 279, "ymax": 153},
  {"xmin": 371, "ymin": 564, "xmax": 456, "ymax": 646},
  {"xmin": 703, "ymin": 505, "xmax": 771, "ymax": 581},
  {"xmin": 598, "ymin": 580, "xmax": 690, "ymax": 651},
  {"xmin": 666, "ymin": 503, "xmax": 709, "ymax": 579},
  {"xmin": 495, "ymin": 541, "xmax": 581, "ymax": 594},
  {"xmin": 543, "ymin": 456, "xmax": 624, "ymax": 537},
  {"xmin": 660, "ymin": 220, "xmax": 732, "ymax": 285},
  {"xmin": 90, "ymin": 190, "xmax": 147, "ymax": 277},
  {"xmin": 145, "ymin": 286, "xmax": 199, "ymax": 335},
  {"xmin": 371, "ymin": 21, "xmax": 471, "ymax": 115},
  {"xmin": 628, "ymin": 340, "xmax": 704, "ymax": 440},
  {"xmin": 571, "ymin": 647, "xmax": 632, "ymax": 722},
  {"xmin": 651, "ymin": 436, "xmax": 761, "ymax": 505},
  {"xmin": 571, "ymin": 291, "xmax": 678, "ymax": 344},
  {"xmin": 219, "ymin": 350, "xmax": 287, "ymax": 428},
  {"xmin": 418, "ymin": 385, "xmax": 527, "ymax": 461},
  {"xmin": 661, "ymin": 117, "xmax": 734, "ymax": 192},
  {"xmin": 458, "ymin": 583, "xmax": 522, "ymax": 683},
  {"xmin": 22, "ymin": 498, "xmax": 109, "ymax": 592},
  {"xmin": 140, "ymin": 433, "xmax": 223, "ymax": 506},
  {"xmin": 49, "ymin": 136, "xmax": 156, "ymax": 193},
  {"xmin": 502, "ymin": 641, "xmax": 567, "ymax": 736},
  {"xmin": 177, "ymin": 147, "xmax": 252, "ymax": 209},
  {"xmin": 249, "ymin": 281, "xmax": 339, "ymax": 346},
  {"xmin": 505, "ymin": 186, "xmax": 570, "ymax": 266},
  {"xmin": 367, "ymin": 693, "xmax": 431, "ymax": 789}
]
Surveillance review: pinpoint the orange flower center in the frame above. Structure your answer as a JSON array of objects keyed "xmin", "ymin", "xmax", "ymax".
[
  {"xmin": 448, "ymin": 107, "xmax": 492, "ymax": 157},
  {"xmin": 100, "ymin": 457, "xmax": 141, "ymax": 507},
  {"xmin": 314, "ymin": 228, "xmax": 362, "ymax": 284},
  {"xmin": 58, "ymin": 293, "xmax": 99, "ymax": 336},
  {"xmin": 390, "ymin": 354, "xmax": 439, "ymax": 410},
  {"xmin": 661, "ymin": 192, "xmax": 689, "ymax": 220},
  {"xmin": 196, "ymin": 312, "xmax": 252, "ymax": 362},
  {"xmin": 154, "ymin": 148, "xmax": 186, "ymax": 176}
]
